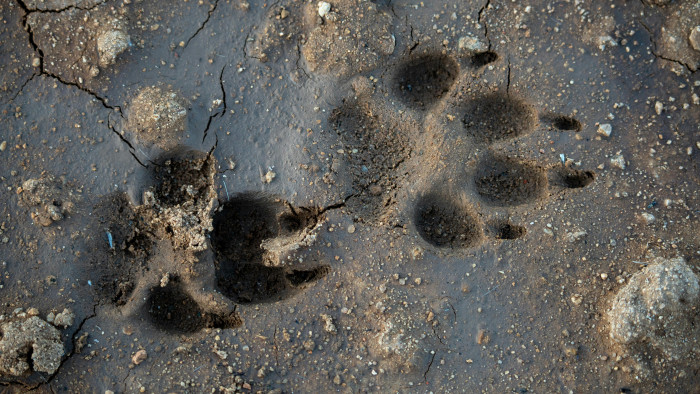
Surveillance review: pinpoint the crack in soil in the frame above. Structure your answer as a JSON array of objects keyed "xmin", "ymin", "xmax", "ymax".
[
  {"xmin": 423, "ymin": 350, "xmax": 436, "ymax": 382},
  {"xmin": 639, "ymin": 20, "xmax": 697, "ymax": 73},
  {"xmin": 202, "ymin": 64, "xmax": 228, "ymax": 143},
  {"xmin": 28, "ymin": 303, "xmax": 98, "ymax": 390},
  {"xmin": 478, "ymin": 0, "xmax": 492, "ymax": 50},
  {"xmin": 182, "ymin": 0, "xmax": 220, "ymax": 50},
  {"xmin": 15, "ymin": 0, "xmax": 149, "ymax": 167}
]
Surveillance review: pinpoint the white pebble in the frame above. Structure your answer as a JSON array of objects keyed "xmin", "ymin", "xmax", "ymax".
[
  {"xmin": 654, "ymin": 101, "xmax": 663, "ymax": 115},
  {"xmin": 598, "ymin": 123, "xmax": 612, "ymax": 137},
  {"xmin": 640, "ymin": 212, "xmax": 655, "ymax": 224},
  {"xmin": 318, "ymin": 1, "xmax": 331, "ymax": 18},
  {"xmin": 610, "ymin": 154, "xmax": 626, "ymax": 169}
]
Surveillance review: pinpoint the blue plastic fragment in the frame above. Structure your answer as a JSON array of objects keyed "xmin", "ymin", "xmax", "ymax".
[{"xmin": 107, "ymin": 231, "xmax": 114, "ymax": 249}]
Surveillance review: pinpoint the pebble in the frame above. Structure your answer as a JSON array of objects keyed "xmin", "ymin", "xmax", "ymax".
[
  {"xmin": 640, "ymin": 212, "xmax": 655, "ymax": 224},
  {"xmin": 689, "ymin": 26, "xmax": 700, "ymax": 51},
  {"xmin": 570, "ymin": 294, "xmax": 583, "ymax": 306},
  {"xmin": 132, "ymin": 349, "xmax": 147, "ymax": 365},
  {"xmin": 600, "ymin": 273, "xmax": 608, "ymax": 280},
  {"xmin": 610, "ymin": 154, "xmax": 626, "ymax": 169},
  {"xmin": 597, "ymin": 123, "xmax": 612, "ymax": 137},
  {"xmin": 318, "ymin": 1, "xmax": 331, "ymax": 18},
  {"xmin": 0, "ymin": 141, "xmax": 6, "ymax": 151},
  {"xmin": 264, "ymin": 170, "xmax": 276, "ymax": 183},
  {"xmin": 654, "ymin": 101, "xmax": 663, "ymax": 115},
  {"xmin": 31, "ymin": 58, "xmax": 40, "ymax": 67},
  {"xmin": 347, "ymin": 224, "xmax": 355, "ymax": 234},
  {"xmin": 458, "ymin": 34, "xmax": 486, "ymax": 52}
]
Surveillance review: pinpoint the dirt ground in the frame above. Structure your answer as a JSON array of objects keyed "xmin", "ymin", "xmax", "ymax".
[{"xmin": 0, "ymin": 0, "xmax": 699, "ymax": 392}]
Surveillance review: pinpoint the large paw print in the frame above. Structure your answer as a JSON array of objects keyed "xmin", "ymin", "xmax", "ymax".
[
  {"xmin": 89, "ymin": 150, "xmax": 328, "ymax": 333},
  {"xmin": 329, "ymin": 50, "xmax": 596, "ymax": 248}
]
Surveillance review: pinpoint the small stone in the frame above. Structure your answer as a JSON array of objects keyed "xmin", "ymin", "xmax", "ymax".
[
  {"xmin": 214, "ymin": 350, "xmax": 228, "ymax": 360},
  {"xmin": 601, "ymin": 273, "xmax": 609, "ymax": 280},
  {"xmin": 26, "ymin": 308, "xmax": 39, "ymax": 317},
  {"xmin": 31, "ymin": 58, "xmax": 40, "ymax": 67},
  {"xmin": 458, "ymin": 34, "xmax": 487, "ymax": 52},
  {"xmin": 318, "ymin": 1, "xmax": 331, "ymax": 18},
  {"xmin": 333, "ymin": 375, "xmax": 341, "ymax": 385},
  {"xmin": 654, "ymin": 101, "xmax": 663, "ymax": 115},
  {"xmin": 264, "ymin": 170, "xmax": 276, "ymax": 183},
  {"xmin": 564, "ymin": 345, "xmax": 579, "ymax": 356},
  {"xmin": 131, "ymin": 349, "xmax": 147, "ymax": 365},
  {"xmin": 640, "ymin": 212, "xmax": 656, "ymax": 224},
  {"xmin": 0, "ymin": 141, "xmax": 6, "ymax": 151},
  {"xmin": 280, "ymin": 9, "xmax": 289, "ymax": 19},
  {"xmin": 105, "ymin": 391, "xmax": 115, "ymax": 394},
  {"xmin": 257, "ymin": 367, "xmax": 266, "ymax": 378},
  {"xmin": 597, "ymin": 123, "xmax": 612, "ymax": 137},
  {"xmin": 347, "ymin": 224, "xmax": 355, "ymax": 234},
  {"xmin": 570, "ymin": 294, "xmax": 583, "ymax": 306},
  {"xmin": 610, "ymin": 154, "xmax": 626, "ymax": 170},
  {"xmin": 689, "ymin": 26, "xmax": 700, "ymax": 51},
  {"xmin": 320, "ymin": 314, "xmax": 337, "ymax": 334},
  {"xmin": 368, "ymin": 184, "xmax": 382, "ymax": 196},
  {"xmin": 52, "ymin": 308, "xmax": 74, "ymax": 328}
]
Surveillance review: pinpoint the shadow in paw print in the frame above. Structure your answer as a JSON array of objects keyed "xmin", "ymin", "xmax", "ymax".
[
  {"xmin": 394, "ymin": 54, "xmax": 460, "ymax": 109},
  {"xmin": 91, "ymin": 192, "xmax": 150, "ymax": 307},
  {"xmin": 542, "ymin": 114, "xmax": 582, "ymax": 132},
  {"xmin": 330, "ymin": 101, "xmax": 411, "ymax": 220},
  {"xmin": 462, "ymin": 92, "xmax": 538, "ymax": 143},
  {"xmin": 212, "ymin": 194, "xmax": 329, "ymax": 304},
  {"xmin": 495, "ymin": 222, "xmax": 527, "ymax": 240},
  {"xmin": 471, "ymin": 51, "xmax": 499, "ymax": 67},
  {"xmin": 415, "ymin": 192, "xmax": 482, "ymax": 249},
  {"xmin": 147, "ymin": 277, "xmax": 241, "ymax": 333},
  {"xmin": 474, "ymin": 155, "xmax": 547, "ymax": 206},
  {"xmin": 553, "ymin": 166, "xmax": 595, "ymax": 189}
]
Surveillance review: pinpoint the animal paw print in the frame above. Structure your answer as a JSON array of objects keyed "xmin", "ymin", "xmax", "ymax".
[
  {"xmin": 90, "ymin": 150, "xmax": 328, "ymax": 333},
  {"xmin": 329, "ymin": 50, "xmax": 596, "ymax": 249}
]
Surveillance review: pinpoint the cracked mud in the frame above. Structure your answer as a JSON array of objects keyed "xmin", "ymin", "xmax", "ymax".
[{"xmin": 0, "ymin": 0, "xmax": 699, "ymax": 392}]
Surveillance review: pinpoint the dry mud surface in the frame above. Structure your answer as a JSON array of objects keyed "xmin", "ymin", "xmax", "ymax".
[{"xmin": 0, "ymin": 0, "xmax": 699, "ymax": 392}]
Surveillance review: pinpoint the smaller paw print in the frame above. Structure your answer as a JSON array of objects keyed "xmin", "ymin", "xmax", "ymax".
[{"xmin": 91, "ymin": 150, "xmax": 329, "ymax": 334}]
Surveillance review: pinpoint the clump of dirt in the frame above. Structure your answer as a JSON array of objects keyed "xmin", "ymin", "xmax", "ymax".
[
  {"xmin": 22, "ymin": 0, "xmax": 103, "ymax": 11},
  {"xmin": 462, "ymin": 92, "xmax": 538, "ymax": 143},
  {"xmin": 96, "ymin": 18, "xmax": 130, "ymax": 68},
  {"xmin": 474, "ymin": 155, "xmax": 547, "ymax": 206},
  {"xmin": 142, "ymin": 150, "xmax": 216, "ymax": 252},
  {"xmin": 0, "ymin": 311, "xmax": 65, "ymax": 376},
  {"xmin": 608, "ymin": 256, "xmax": 700, "ymax": 367},
  {"xmin": 393, "ymin": 54, "xmax": 460, "ymax": 109},
  {"xmin": 127, "ymin": 86, "xmax": 187, "ymax": 150},
  {"xmin": 302, "ymin": 0, "xmax": 395, "ymax": 77},
  {"xmin": 329, "ymin": 100, "xmax": 412, "ymax": 221},
  {"xmin": 414, "ymin": 192, "xmax": 482, "ymax": 249},
  {"xmin": 17, "ymin": 174, "xmax": 79, "ymax": 227}
]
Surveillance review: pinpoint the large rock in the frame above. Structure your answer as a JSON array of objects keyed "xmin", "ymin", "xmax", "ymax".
[{"xmin": 608, "ymin": 256, "xmax": 699, "ymax": 361}]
